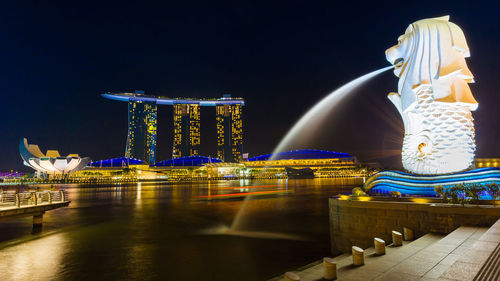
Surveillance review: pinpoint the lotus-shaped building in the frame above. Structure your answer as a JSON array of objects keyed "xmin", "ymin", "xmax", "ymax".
[{"xmin": 19, "ymin": 138, "xmax": 90, "ymax": 177}]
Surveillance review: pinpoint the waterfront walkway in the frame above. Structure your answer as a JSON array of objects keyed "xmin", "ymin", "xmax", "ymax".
[
  {"xmin": 0, "ymin": 190, "xmax": 70, "ymax": 227},
  {"xmin": 270, "ymin": 222, "xmax": 500, "ymax": 281}
]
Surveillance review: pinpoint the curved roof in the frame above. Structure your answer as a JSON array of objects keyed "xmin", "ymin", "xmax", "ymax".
[
  {"xmin": 103, "ymin": 93, "xmax": 245, "ymax": 106},
  {"xmin": 247, "ymin": 149, "xmax": 353, "ymax": 161},
  {"xmin": 19, "ymin": 138, "xmax": 90, "ymax": 174},
  {"xmin": 88, "ymin": 157, "xmax": 144, "ymax": 168},
  {"xmin": 152, "ymin": 156, "xmax": 222, "ymax": 167}
]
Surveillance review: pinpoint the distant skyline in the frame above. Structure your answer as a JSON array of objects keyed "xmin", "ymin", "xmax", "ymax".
[{"xmin": 1, "ymin": 1, "xmax": 499, "ymax": 171}]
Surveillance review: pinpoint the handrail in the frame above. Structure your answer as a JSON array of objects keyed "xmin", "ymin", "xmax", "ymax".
[{"xmin": 0, "ymin": 190, "xmax": 67, "ymax": 209}]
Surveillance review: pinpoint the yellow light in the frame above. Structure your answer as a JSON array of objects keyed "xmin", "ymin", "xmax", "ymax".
[
  {"xmin": 411, "ymin": 198, "xmax": 430, "ymax": 204},
  {"xmin": 357, "ymin": 196, "xmax": 372, "ymax": 202}
]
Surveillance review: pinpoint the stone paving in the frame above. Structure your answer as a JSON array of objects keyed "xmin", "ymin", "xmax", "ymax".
[
  {"xmin": 270, "ymin": 225, "xmax": 498, "ymax": 281},
  {"xmin": 445, "ymin": 219, "xmax": 500, "ymax": 280}
]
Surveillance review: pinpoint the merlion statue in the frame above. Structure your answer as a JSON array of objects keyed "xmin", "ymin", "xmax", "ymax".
[{"xmin": 385, "ymin": 16, "xmax": 477, "ymax": 175}]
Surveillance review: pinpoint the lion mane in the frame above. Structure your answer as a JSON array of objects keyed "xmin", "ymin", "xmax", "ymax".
[{"xmin": 386, "ymin": 15, "xmax": 477, "ymax": 113}]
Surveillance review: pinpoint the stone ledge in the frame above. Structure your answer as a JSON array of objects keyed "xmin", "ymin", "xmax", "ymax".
[{"xmin": 330, "ymin": 198, "xmax": 500, "ymax": 253}]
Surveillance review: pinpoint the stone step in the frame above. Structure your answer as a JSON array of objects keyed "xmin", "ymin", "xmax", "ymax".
[
  {"xmin": 379, "ymin": 226, "xmax": 488, "ymax": 280},
  {"xmin": 473, "ymin": 219, "xmax": 500, "ymax": 280},
  {"xmin": 473, "ymin": 243, "xmax": 500, "ymax": 280},
  {"xmin": 440, "ymin": 219, "xmax": 500, "ymax": 281},
  {"xmin": 271, "ymin": 225, "xmax": 498, "ymax": 281},
  {"xmin": 270, "ymin": 231, "xmax": 445, "ymax": 281}
]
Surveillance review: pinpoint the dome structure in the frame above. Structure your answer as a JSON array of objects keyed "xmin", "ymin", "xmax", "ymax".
[
  {"xmin": 19, "ymin": 138, "xmax": 90, "ymax": 176},
  {"xmin": 88, "ymin": 157, "xmax": 144, "ymax": 168},
  {"xmin": 152, "ymin": 156, "xmax": 222, "ymax": 167},
  {"xmin": 247, "ymin": 149, "xmax": 353, "ymax": 161}
]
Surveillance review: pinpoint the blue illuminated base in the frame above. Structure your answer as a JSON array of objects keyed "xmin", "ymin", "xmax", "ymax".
[{"xmin": 364, "ymin": 168, "xmax": 500, "ymax": 197}]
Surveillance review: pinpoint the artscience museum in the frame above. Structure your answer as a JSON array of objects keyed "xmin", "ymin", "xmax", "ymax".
[{"xmin": 19, "ymin": 138, "xmax": 90, "ymax": 177}]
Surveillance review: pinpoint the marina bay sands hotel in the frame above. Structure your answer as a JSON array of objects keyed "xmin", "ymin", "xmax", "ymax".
[{"xmin": 103, "ymin": 91, "xmax": 244, "ymax": 164}]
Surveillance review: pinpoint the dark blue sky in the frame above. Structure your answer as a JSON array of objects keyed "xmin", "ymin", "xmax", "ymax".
[{"xmin": 1, "ymin": 1, "xmax": 499, "ymax": 171}]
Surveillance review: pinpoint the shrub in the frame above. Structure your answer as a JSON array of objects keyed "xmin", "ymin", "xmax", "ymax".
[
  {"xmin": 456, "ymin": 184, "xmax": 471, "ymax": 205},
  {"xmin": 486, "ymin": 183, "xmax": 499, "ymax": 199},
  {"xmin": 447, "ymin": 185, "xmax": 459, "ymax": 204},
  {"xmin": 465, "ymin": 183, "xmax": 483, "ymax": 203},
  {"xmin": 351, "ymin": 187, "xmax": 368, "ymax": 196},
  {"xmin": 436, "ymin": 183, "xmax": 500, "ymax": 205},
  {"xmin": 434, "ymin": 185, "xmax": 444, "ymax": 200}
]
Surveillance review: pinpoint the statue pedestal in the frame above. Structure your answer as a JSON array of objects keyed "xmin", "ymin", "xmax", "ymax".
[{"xmin": 364, "ymin": 168, "xmax": 500, "ymax": 197}]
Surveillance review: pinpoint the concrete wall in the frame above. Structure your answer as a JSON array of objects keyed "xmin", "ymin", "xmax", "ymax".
[{"xmin": 329, "ymin": 198, "xmax": 500, "ymax": 253}]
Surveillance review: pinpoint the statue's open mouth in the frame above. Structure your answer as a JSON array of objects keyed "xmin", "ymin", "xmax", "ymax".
[{"xmin": 393, "ymin": 58, "xmax": 404, "ymax": 67}]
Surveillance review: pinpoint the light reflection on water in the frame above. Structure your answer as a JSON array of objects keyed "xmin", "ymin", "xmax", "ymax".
[
  {"xmin": 0, "ymin": 178, "xmax": 360, "ymax": 281},
  {"xmin": 0, "ymin": 233, "xmax": 68, "ymax": 281}
]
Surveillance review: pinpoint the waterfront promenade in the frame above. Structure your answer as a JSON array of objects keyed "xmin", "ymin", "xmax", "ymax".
[{"xmin": 0, "ymin": 190, "xmax": 69, "ymax": 228}]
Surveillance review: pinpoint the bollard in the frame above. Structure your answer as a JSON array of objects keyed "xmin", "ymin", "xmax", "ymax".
[
  {"xmin": 59, "ymin": 191, "xmax": 65, "ymax": 202},
  {"xmin": 284, "ymin": 271, "xmax": 300, "ymax": 281},
  {"xmin": 392, "ymin": 230, "xmax": 403, "ymax": 246},
  {"xmin": 374, "ymin": 238, "xmax": 386, "ymax": 255},
  {"xmin": 323, "ymin": 257, "xmax": 337, "ymax": 280},
  {"xmin": 352, "ymin": 246, "xmax": 364, "ymax": 266},
  {"xmin": 403, "ymin": 227, "xmax": 414, "ymax": 241}
]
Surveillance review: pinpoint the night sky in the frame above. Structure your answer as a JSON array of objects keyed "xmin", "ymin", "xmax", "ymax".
[{"xmin": 1, "ymin": 1, "xmax": 499, "ymax": 171}]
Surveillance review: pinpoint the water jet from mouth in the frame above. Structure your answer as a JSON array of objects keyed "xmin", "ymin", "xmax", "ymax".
[{"xmin": 231, "ymin": 65, "xmax": 394, "ymax": 232}]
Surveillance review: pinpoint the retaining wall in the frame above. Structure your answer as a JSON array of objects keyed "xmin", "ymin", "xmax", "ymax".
[{"xmin": 329, "ymin": 198, "xmax": 500, "ymax": 253}]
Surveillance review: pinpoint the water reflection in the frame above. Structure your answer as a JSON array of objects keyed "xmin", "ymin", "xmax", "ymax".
[
  {"xmin": 0, "ymin": 178, "xmax": 359, "ymax": 281},
  {"xmin": 0, "ymin": 233, "xmax": 68, "ymax": 281}
]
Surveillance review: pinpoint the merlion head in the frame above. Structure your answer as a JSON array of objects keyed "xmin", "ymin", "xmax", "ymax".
[{"xmin": 386, "ymin": 15, "xmax": 477, "ymax": 112}]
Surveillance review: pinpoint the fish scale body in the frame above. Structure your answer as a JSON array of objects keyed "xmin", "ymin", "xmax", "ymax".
[{"xmin": 401, "ymin": 87, "xmax": 475, "ymax": 174}]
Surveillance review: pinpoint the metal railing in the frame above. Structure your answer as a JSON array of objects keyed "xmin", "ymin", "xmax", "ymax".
[{"xmin": 0, "ymin": 190, "xmax": 67, "ymax": 208}]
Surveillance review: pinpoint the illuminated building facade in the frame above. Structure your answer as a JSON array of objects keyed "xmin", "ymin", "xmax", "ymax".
[
  {"xmin": 216, "ymin": 103, "xmax": 243, "ymax": 162},
  {"xmin": 125, "ymin": 93, "xmax": 157, "ymax": 164},
  {"xmin": 246, "ymin": 149, "xmax": 357, "ymax": 168},
  {"xmin": 71, "ymin": 151, "xmax": 366, "ymax": 181},
  {"xmin": 245, "ymin": 149, "xmax": 364, "ymax": 178},
  {"xmin": 173, "ymin": 104, "xmax": 201, "ymax": 158},
  {"xmin": 103, "ymin": 91, "xmax": 244, "ymax": 163}
]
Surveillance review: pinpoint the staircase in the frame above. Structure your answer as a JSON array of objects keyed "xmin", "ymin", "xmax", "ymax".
[{"xmin": 269, "ymin": 223, "xmax": 500, "ymax": 281}]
